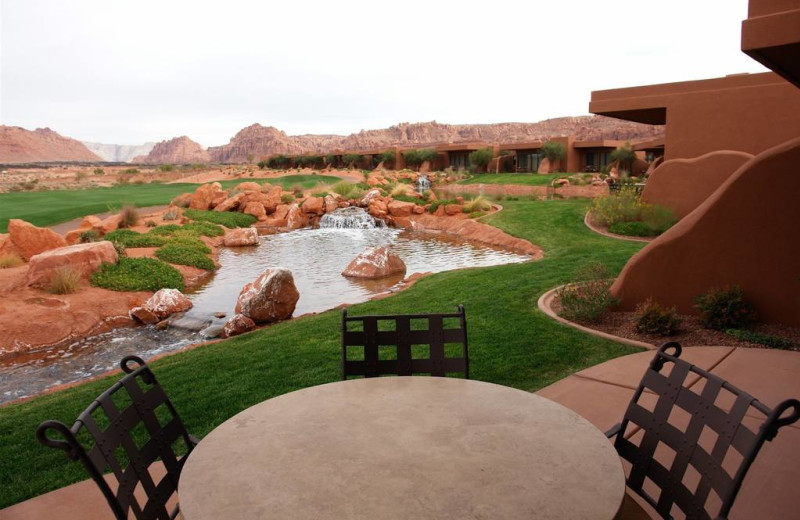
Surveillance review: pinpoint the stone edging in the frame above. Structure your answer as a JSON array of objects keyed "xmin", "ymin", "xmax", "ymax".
[
  {"xmin": 537, "ymin": 285, "xmax": 656, "ymax": 350},
  {"xmin": 583, "ymin": 211, "xmax": 653, "ymax": 243}
]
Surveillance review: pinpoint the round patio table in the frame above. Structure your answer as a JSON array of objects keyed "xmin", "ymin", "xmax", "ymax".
[{"xmin": 179, "ymin": 377, "xmax": 625, "ymax": 520}]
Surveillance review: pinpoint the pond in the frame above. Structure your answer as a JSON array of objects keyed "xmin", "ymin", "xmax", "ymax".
[{"xmin": 0, "ymin": 211, "xmax": 530, "ymax": 404}]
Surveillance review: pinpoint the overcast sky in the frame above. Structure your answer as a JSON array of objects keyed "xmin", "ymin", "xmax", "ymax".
[{"xmin": 1, "ymin": 0, "xmax": 766, "ymax": 147}]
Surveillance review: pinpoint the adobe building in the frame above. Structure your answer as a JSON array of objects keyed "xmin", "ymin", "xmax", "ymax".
[{"xmin": 593, "ymin": 0, "xmax": 800, "ymax": 326}]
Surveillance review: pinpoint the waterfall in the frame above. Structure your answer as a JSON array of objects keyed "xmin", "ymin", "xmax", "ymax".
[
  {"xmin": 415, "ymin": 174, "xmax": 432, "ymax": 192},
  {"xmin": 319, "ymin": 207, "xmax": 387, "ymax": 229}
]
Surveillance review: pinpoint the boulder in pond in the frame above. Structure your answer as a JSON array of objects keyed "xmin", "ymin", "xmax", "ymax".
[
  {"xmin": 144, "ymin": 288, "xmax": 193, "ymax": 319},
  {"xmin": 222, "ymin": 314, "xmax": 256, "ymax": 337},
  {"xmin": 223, "ymin": 227, "xmax": 259, "ymax": 247},
  {"xmin": 341, "ymin": 246, "xmax": 406, "ymax": 279},
  {"xmin": 129, "ymin": 306, "xmax": 159, "ymax": 325},
  {"xmin": 25, "ymin": 241, "xmax": 118, "ymax": 288},
  {"xmin": 235, "ymin": 268, "xmax": 299, "ymax": 324}
]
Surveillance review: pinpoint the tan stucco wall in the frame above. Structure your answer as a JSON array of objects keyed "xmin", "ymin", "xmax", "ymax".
[
  {"xmin": 611, "ymin": 136, "xmax": 800, "ymax": 326},
  {"xmin": 642, "ymin": 151, "xmax": 754, "ymax": 219}
]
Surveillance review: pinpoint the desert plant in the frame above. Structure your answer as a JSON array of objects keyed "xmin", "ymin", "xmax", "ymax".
[
  {"xmin": 75, "ymin": 171, "xmax": 88, "ymax": 181},
  {"xmin": 79, "ymin": 229, "xmax": 101, "ymax": 243},
  {"xmin": 180, "ymin": 221, "xmax": 225, "ymax": 237},
  {"xmin": 390, "ymin": 183, "xmax": 411, "ymax": 198},
  {"xmin": 118, "ymin": 204, "xmax": 140, "ymax": 229},
  {"xmin": 634, "ymin": 299, "xmax": 682, "ymax": 335},
  {"xmin": 468, "ymin": 148, "xmax": 494, "ymax": 172},
  {"xmin": 541, "ymin": 140, "xmax": 566, "ymax": 165},
  {"xmin": 725, "ymin": 329, "xmax": 794, "ymax": 349},
  {"xmin": 0, "ymin": 253, "xmax": 24, "ymax": 269},
  {"xmin": 281, "ymin": 193, "xmax": 295, "ymax": 204},
  {"xmin": 257, "ymin": 159, "xmax": 269, "ymax": 169},
  {"xmin": 93, "ymin": 168, "xmax": 105, "ymax": 176},
  {"xmin": 91, "ymin": 257, "xmax": 184, "ymax": 292},
  {"xmin": 462, "ymin": 195, "xmax": 492, "ymax": 213},
  {"xmin": 162, "ymin": 209, "xmax": 180, "ymax": 221},
  {"xmin": 46, "ymin": 266, "xmax": 82, "ymax": 294},
  {"xmin": 145, "ymin": 220, "xmax": 157, "ymax": 227},
  {"xmin": 120, "ymin": 168, "xmax": 139, "ymax": 175},
  {"xmin": 607, "ymin": 221, "xmax": 660, "ymax": 237},
  {"xmin": 695, "ymin": 285, "xmax": 756, "ymax": 330},
  {"xmin": 609, "ymin": 141, "xmax": 636, "ymax": 174},
  {"xmin": 556, "ymin": 263, "xmax": 617, "ymax": 323}
]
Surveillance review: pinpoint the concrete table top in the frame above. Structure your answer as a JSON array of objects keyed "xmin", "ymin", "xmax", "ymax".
[{"xmin": 179, "ymin": 377, "xmax": 625, "ymax": 520}]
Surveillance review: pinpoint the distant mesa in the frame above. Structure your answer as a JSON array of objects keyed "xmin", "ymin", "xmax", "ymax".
[
  {"xmin": 81, "ymin": 140, "xmax": 156, "ymax": 162},
  {"xmin": 0, "ymin": 126, "xmax": 102, "ymax": 163},
  {"xmin": 133, "ymin": 136, "xmax": 210, "ymax": 164}
]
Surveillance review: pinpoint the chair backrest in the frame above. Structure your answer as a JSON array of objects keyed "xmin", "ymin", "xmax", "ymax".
[
  {"xmin": 341, "ymin": 305, "xmax": 468, "ymax": 379},
  {"xmin": 36, "ymin": 356, "xmax": 196, "ymax": 520},
  {"xmin": 612, "ymin": 342, "xmax": 800, "ymax": 520}
]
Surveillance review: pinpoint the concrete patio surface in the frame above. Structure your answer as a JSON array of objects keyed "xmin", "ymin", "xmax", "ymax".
[{"xmin": 3, "ymin": 346, "xmax": 798, "ymax": 520}]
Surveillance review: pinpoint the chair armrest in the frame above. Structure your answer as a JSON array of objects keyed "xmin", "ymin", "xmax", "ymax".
[
  {"xmin": 188, "ymin": 434, "xmax": 201, "ymax": 447},
  {"xmin": 605, "ymin": 423, "xmax": 622, "ymax": 439}
]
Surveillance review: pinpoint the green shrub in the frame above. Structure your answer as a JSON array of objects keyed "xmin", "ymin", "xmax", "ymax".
[
  {"xmin": 725, "ymin": 329, "xmax": 794, "ymax": 349},
  {"xmin": 184, "ymin": 209, "xmax": 256, "ymax": 228},
  {"xmin": 556, "ymin": 263, "xmax": 617, "ymax": 323},
  {"xmin": 147, "ymin": 224, "xmax": 183, "ymax": 236},
  {"xmin": 120, "ymin": 168, "xmax": 139, "ymax": 175},
  {"xmin": 541, "ymin": 141, "xmax": 566, "ymax": 163},
  {"xmin": 257, "ymin": 159, "xmax": 269, "ymax": 169},
  {"xmin": 182, "ymin": 221, "xmax": 225, "ymax": 237},
  {"xmin": 607, "ymin": 221, "xmax": 660, "ymax": 237},
  {"xmin": 428, "ymin": 199, "xmax": 456, "ymax": 214},
  {"xmin": 158, "ymin": 164, "xmax": 174, "ymax": 172},
  {"xmin": 91, "ymin": 257, "xmax": 184, "ymax": 292},
  {"xmin": 93, "ymin": 168, "xmax": 105, "ymax": 176},
  {"xmin": 165, "ymin": 236, "xmax": 211, "ymax": 253},
  {"xmin": 155, "ymin": 242, "xmax": 215, "ymax": 270},
  {"xmin": 75, "ymin": 171, "xmax": 88, "ymax": 181},
  {"xmin": 325, "ymin": 154, "xmax": 336, "ymax": 167},
  {"xmin": 104, "ymin": 229, "xmax": 167, "ymax": 248},
  {"xmin": 391, "ymin": 194, "xmax": 421, "ymax": 204},
  {"xmin": 342, "ymin": 154, "xmax": 363, "ymax": 167},
  {"xmin": 46, "ymin": 266, "xmax": 82, "ymax": 294},
  {"xmin": 591, "ymin": 190, "xmax": 676, "ymax": 236},
  {"xmin": 468, "ymin": 148, "xmax": 494, "ymax": 171},
  {"xmin": 640, "ymin": 204, "xmax": 677, "ymax": 234},
  {"xmin": 634, "ymin": 299, "xmax": 681, "ymax": 335},
  {"xmin": 145, "ymin": 220, "xmax": 157, "ymax": 227},
  {"xmin": 0, "ymin": 253, "xmax": 24, "ymax": 269},
  {"xmin": 695, "ymin": 285, "xmax": 756, "ymax": 330},
  {"xmin": 280, "ymin": 193, "xmax": 295, "ymax": 204},
  {"xmin": 379, "ymin": 150, "xmax": 396, "ymax": 166},
  {"xmin": 609, "ymin": 141, "xmax": 636, "ymax": 174},
  {"xmin": 79, "ymin": 229, "xmax": 101, "ymax": 243},
  {"xmin": 467, "ymin": 211, "xmax": 485, "ymax": 218}
]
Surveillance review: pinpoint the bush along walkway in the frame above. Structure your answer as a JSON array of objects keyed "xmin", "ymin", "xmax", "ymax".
[{"xmin": 0, "ymin": 198, "xmax": 645, "ymax": 509}]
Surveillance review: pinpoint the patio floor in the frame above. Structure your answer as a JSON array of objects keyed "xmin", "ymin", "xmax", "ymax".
[{"xmin": 3, "ymin": 346, "xmax": 798, "ymax": 520}]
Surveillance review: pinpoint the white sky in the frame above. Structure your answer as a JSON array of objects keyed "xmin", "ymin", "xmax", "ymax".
[{"xmin": 0, "ymin": 0, "xmax": 766, "ymax": 147}]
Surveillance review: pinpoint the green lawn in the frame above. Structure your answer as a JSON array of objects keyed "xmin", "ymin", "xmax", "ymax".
[
  {"xmin": 0, "ymin": 175, "xmax": 341, "ymax": 232},
  {"xmin": 458, "ymin": 172, "xmax": 563, "ymax": 186},
  {"xmin": 0, "ymin": 198, "xmax": 645, "ymax": 508}
]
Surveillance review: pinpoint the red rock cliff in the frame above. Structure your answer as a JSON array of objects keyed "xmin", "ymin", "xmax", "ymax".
[
  {"xmin": 0, "ymin": 126, "xmax": 103, "ymax": 163},
  {"xmin": 132, "ymin": 136, "xmax": 210, "ymax": 164}
]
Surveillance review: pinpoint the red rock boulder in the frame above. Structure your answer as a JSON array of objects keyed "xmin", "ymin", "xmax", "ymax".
[
  {"xmin": 368, "ymin": 199, "xmax": 388, "ymax": 219},
  {"xmin": 143, "ymin": 288, "xmax": 193, "ymax": 319},
  {"xmin": 8, "ymin": 219, "xmax": 68, "ymax": 261},
  {"xmin": 341, "ymin": 246, "xmax": 406, "ymax": 279},
  {"xmin": 243, "ymin": 202, "xmax": 267, "ymax": 220},
  {"xmin": 222, "ymin": 314, "xmax": 256, "ymax": 337},
  {"xmin": 233, "ymin": 182, "xmax": 262, "ymax": 193},
  {"xmin": 190, "ymin": 183, "xmax": 224, "ymax": 210},
  {"xmin": 93, "ymin": 214, "xmax": 123, "ymax": 235},
  {"xmin": 223, "ymin": 228, "xmax": 259, "ymax": 247},
  {"xmin": 301, "ymin": 196, "xmax": 325, "ymax": 215},
  {"xmin": 129, "ymin": 306, "xmax": 160, "ymax": 324},
  {"xmin": 387, "ymin": 200, "xmax": 416, "ymax": 218},
  {"xmin": 171, "ymin": 193, "xmax": 193, "ymax": 208},
  {"xmin": 235, "ymin": 268, "xmax": 300, "ymax": 323},
  {"xmin": 286, "ymin": 204, "xmax": 308, "ymax": 229},
  {"xmin": 214, "ymin": 192, "xmax": 246, "ymax": 212},
  {"xmin": 25, "ymin": 241, "xmax": 118, "ymax": 287}
]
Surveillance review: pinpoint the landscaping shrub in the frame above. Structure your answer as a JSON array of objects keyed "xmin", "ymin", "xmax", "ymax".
[
  {"xmin": 184, "ymin": 209, "xmax": 256, "ymax": 228},
  {"xmin": 607, "ymin": 221, "xmax": 660, "ymax": 237},
  {"xmin": 428, "ymin": 199, "xmax": 457, "ymax": 214},
  {"xmin": 165, "ymin": 236, "xmax": 211, "ymax": 254},
  {"xmin": 149, "ymin": 221, "xmax": 223, "ymax": 238},
  {"xmin": 342, "ymin": 154, "xmax": 362, "ymax": 167},
  {"xmin": 725, "ymin": 329, "xmax": 794, "ymax": 350},
  {"xmin": 0, "ymin": 253, "xmax": 24, "ymax": 269},
  {"xmin": 280, "ymin": 193, "xmax": 295, "ymax": 204},
  {"xmin": 325, "ymin": 154, "xmax": 336, "ymax": 167},
  {"xmin": 541, "ymin": 141, "xmax": 566, "ymax": 165},
  {"xmin": 93, "ymin": 168, "xmax": 105, "ymax": 176},
  {"xmin": 120, "ymin": 168, "xmax": 139, "ymax": 175},
  {"xmin": 46, "ymin": 266, "xmax": 82, "ymax": 294},
  {"xmin": 145, "ymin": 220, "xmax": 157, "ymax": 227},
  {"xmin": 79, "ymin": 229, "xmax": 101, "ymax": 243},
  {"xmin": 158, "ymin": 164, "xmax": 174, "ymax": 172},
  {"xmin": 379, "ymin": 150, "xmax": 395, "ymax": 167},
  {"xmin": 91, "ymin": 257, "xmax": 184, "ymax": 291},
  {"xmin": 591, "ymin": 189, "xmax": 676, "ymax": 236},
  {"xmin": 633, "ymin": 299, "xmax": 681, "ymax": 335},
  {"xmin": 468, "ymin": 148, "xmax": 494, "ymax": 171},
  {"xmin": 75, "ymin": 171, "xmax": 88, "ymax": 181},
  {"xmin": 695, "ymin": 285, "xmax": 756, "ymax": 330},
  {"xmin": 118, "ymin": 204, "xmax": 139, "ymax": 229},
  {"xmin": 147, "ymin": 224, "xmax": 183, "ymax": 236},
  {"xmin": 462, "ymin": 195, "xmax": 491, "ymax": 213},
  {"xmin": 257, "ymin": 159, "xmax": 269, "ymax": 170},
  {"xmin": 609, "ymin": 141, "xmax": 636, "ymax": 174},
  {"xmin": 391, "ymin": 194, "xmax": 421, "ymax": 204},
  {"xmin": 156, "ymin": 242, "xmax": 215, "ymax": 270},
  {"xmin": 103, "ymin": 229, "xmax": 167, "ymax": 248},
  {"xmin": 556, "ymin": 263, "xmax": 617, "ymax": 323}
]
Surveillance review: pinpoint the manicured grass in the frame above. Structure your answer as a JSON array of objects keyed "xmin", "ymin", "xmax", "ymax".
[
  {"xmin": 0, "ymin": 198, "xmax": 645, "ymax": 508},
  {"xmin": 458, "ymin": 173, "xmax": 563, "ymax": 186},
  {"xmin": 0, "ymin": 175, "xmax": 341, "ymax": 232}
]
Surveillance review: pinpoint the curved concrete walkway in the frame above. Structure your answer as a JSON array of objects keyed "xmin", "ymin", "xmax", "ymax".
[{"xmin": 4, "ymin": 347, "xmax": 799, "ymax": 520}]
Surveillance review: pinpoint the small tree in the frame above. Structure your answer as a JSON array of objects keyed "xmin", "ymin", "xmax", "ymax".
[
  {"xmin": 257, "ymin": 159, "xmax": 269, "ymax": 169},
  {"xmin": 325, "ymin": 154, "xmax": 337, "ymax": 167},
  {"xmin": 610, "ymin": 141, "xmax": 637, "ymax": 175},
  {"xmin": 342, "ymin": 154, "xmax": 363, "ymax": 168},
  {"xmin": 379, "ymin": 150, "xmax": 396, "ymax": 168},
  {"xmin": 541, "ymin": 141, "xmax": 566, "ymax": 172},
  {"xmin": 468, "ymin": 148, "xmax": 494, "ymax": 172},
  {"xmin": 403, "ymin": 149, "xmax": 422, "ymax": 169},
  {"xmin": 417, "ymin": 148, "xmax": 438, "ymax": 165}
]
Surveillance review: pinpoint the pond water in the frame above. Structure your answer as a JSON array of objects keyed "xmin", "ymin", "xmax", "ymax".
[{"xmin": 0, "ymin": 214, "xmax": 530, "ymax": 404}]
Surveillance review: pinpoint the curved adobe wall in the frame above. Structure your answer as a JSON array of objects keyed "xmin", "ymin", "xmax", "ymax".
[
  {"xmin": 611, "ymin": 136, "xmax": 800, "ymax": 326},
  {"xmin": 642, "ymin": 151, "xmax": 754, "ymax": 219}
]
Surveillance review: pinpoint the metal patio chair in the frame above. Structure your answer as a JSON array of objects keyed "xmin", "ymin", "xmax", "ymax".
[
  {"xmin": 606, "ymin": 342, "xmax": 800, "ymax": 520},
  {"xmin": 341, "ymin": 305, "xmax": 469, "ymax": 379},
  {"xmin": 36, "ymin": 355, "xmax": 199, "ymax": 520}
]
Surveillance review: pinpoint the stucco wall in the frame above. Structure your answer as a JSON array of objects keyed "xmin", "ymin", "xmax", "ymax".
[{"xmin": 611, "ymin": 136, "xmax": 800, "ymax": 326}]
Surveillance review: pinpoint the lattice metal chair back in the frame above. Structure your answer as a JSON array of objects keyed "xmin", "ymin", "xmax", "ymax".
[
  {"xmin": 606, "ymin": 342, "xmax": 800, "ymax": 520},
  {"xmin": 36, "ymin": 355, "xmax": 199, "ymax": 520},
  {"xmin": 341, "ymin": 305, "xmax": 468, "ymax": 379}
]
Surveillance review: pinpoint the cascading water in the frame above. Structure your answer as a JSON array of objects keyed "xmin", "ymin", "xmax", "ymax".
[
  {"xmin": 415, "ymin": 174, "xmax": 432, "ymax": 192},
  {"xmin": 319, "ymin": 207, "xmax": 386, "ymax": 229}
]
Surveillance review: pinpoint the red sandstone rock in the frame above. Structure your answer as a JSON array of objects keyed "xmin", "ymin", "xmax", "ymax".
[
  {"xmin": 444, "ymin": 204, "xmax": 464, "ymax": 216},
  {"xmin": 0, "ymin": 233, "xmax": 21, "ymax": 257},
  {"xmin": 263, "ymin": 204, "xmax": 291, "ymax": 227},
  {"xmin": 171, "ymin": 193, "xmax": 193, "ymax": 208},
  {"xmin": 412, "ymin": 205, "xmax": 425, "ymax": 215},
  {"xmin": 133, "ymin": 136, "xmax": 210, "ymax": 164},
  {"xmin": 129, "ymin": 306, "xmax": 159, "ymax": 325},
  {"xmin": 8, "ymin": 219, "xmax": 68, "ymax": 261},
  {"xmin": 223, "ymin": 228, "xmax": 259, "ymax": 247},
  {"xmin": 324, "ymin": 195, "xmax": 339, "ymax": 214},
  {"xmin": 222, "ymin": 314, "xmax": 256, "ymax": 337},
  {"xmin": 234, "ymin": 182, "xmax": 262, "ymax": 193},
  {"xmin": 243, "ymin": 202, "xmax": 267, "ymax": 220},
  {"xmin": 93, "ymin": 214, "xmax": 123, "ymax": 235},
  {"xmin": 210, "ymin": 190, "xmax": 229, "ymax": 209},
  {"xmin": 190, "ymin": 183, "xmax": 224, "ymax": 210},
  {"xmin": 214, "ymin": 192, "xmax": 246, "ymax": 212},
  {"xmin": 25, "ymin": 241, "xmax": 118, "ymax": 288},
  {"xmin": 368, "ymin": 199, "xmax": 388, "ymax": 219},
  {"xmin": 144, "ymin": 288, "xmax": 193, "ymax": 319},
  {"xmin": 235, "ymin": 268, "xmax": 299, "ymax": 323},
  {"xmin": 286, "ymin": 204, "xmax": 308, "ymax": 229},
  {"xmin": 361, "ymin": 189, "xmax": 382, "ymax": 206},
  {"xmin": 0, "ymin": 126, "xmax": 102, "ymax": 163},
  {"xmin": 387, "ymin": 200, "xmax": 416, "ymax": 218},
  {"xmin": 341, "ymin": 246, "xmax": 406, "ymax": 279},
  {"xmin": 301, "ymin": 196, "xmax": 324, "ymax": 215}
]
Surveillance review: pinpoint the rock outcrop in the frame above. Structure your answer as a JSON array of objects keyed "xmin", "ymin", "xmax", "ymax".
[
  {"xmin": 341, "ymin": 246, "xmax": 406, "ymax": 279},
  {"xmin": 133, "ymin": 136, "xmax": 210, "ymax": 164},
  {"xmin": 235, "ymin": 268, "xmax": 299, "ymax": 323},
  {"xmin": 0, "ymin": 126, "xmax": 103, "ymax": 163},
  {"xmin": 189, "ymin": 182, "xmax": 226, "ymax": 210},
  {"xmin": 222, "ymin": 314, "xmax": 256, "ymax": 337},
  {"xmin": 223, "ymin": 228, "xmax": 259, "ymax": 247},
  {"xmin": 8, "ymin": 219, "xmax": 68, "ymax": 260},
  {"xmin": 25, "ymin": 241, "xmax": 118, "ymax": 288}
]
